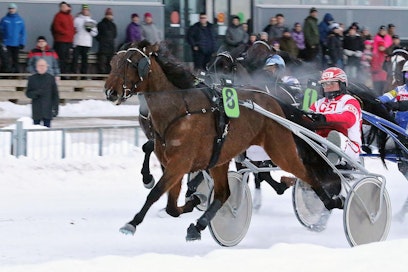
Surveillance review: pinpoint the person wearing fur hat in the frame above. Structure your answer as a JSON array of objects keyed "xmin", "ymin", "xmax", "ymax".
[
  {"xmin": 141, "ymin": 12, "xmax": 162, "ymax": 44},
  {"xmin": 96, "ymin": 8, "xmax": 117, "ymax": 74},
  {"xmin": 72, "ymin": 4, "xmax": 98, "ymax": 74},
  {"xmin": 0, "ymin": 3, "xmax": 26, "ymax": 72}
]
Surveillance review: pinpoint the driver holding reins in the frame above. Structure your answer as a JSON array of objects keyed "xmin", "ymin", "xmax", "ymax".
[
  {"xmin": 309, "ymin": 67, "xmax": 362, "ymax": 165},
  {"xmin": 378, "ymin": 60, "xmax": 408, "ymax": 130}
]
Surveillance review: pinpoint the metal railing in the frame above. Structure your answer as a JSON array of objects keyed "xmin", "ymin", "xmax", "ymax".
[{"xmin": 0, "ymin": 121, "xmax": 143, "ymax": 159}]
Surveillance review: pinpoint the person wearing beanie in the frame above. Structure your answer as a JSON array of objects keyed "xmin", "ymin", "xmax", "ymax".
[
  {"xmin": 27, "ymin": 35, "xmax": 60, "ymax": 77},
  {"xmin": 96, "ymin": 8, "xmax": 117, "ymax": 73},
  {"xmin": 72, "ymin": 3, "xmax": 98, "ymax": 74},
  {"xmin": 141, "ymin": 11, "xmax": 162, "ymax": 43},
  {"xmin": 0, "ymin": 2, "xmax": 26, "ymax": 72},
  {"xmin": 125, "ymin": 13, "xmax": 142, "ymax": 43},
  {"xmin": 51, "ymin": 1, "xmax": 74, "ymax": 75}
]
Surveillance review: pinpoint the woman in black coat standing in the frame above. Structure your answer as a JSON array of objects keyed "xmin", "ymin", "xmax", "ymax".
[{"xmin": 26, "ymin": 58, "xmax": 59, "ymax": 127}]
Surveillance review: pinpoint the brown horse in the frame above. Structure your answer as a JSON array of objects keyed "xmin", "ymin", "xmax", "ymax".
[{"xmin": 104, "ymin": 41, "xmax": 342, "ymax": 241}]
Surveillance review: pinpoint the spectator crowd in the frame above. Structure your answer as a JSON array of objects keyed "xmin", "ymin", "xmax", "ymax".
[{"xmin": 0, "ymin": 2, "xmax": 406, "ymax": 98}]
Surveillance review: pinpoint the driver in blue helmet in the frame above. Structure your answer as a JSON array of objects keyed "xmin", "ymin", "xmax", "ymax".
[
  {"xmin": 378, "ymin": 60, "xmax": 408, "ymax": 130},
  {"xmin": 264, "ymin": 54, "xmax": 285, "ymax": 76}
]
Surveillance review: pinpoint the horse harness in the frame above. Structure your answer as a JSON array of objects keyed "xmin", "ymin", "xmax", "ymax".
[{"xmin": 123, "ymin": 47, "xmax": 230, "ymax": 170}]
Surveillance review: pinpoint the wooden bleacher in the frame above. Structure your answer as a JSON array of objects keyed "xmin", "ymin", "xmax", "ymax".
[
  {"xmin": 0, "ymin": 52, "xmax": 108, "ymax": 103},
  {"xmin": 0, "ymin": 73, "xmax": 107, "ymax": 103}
]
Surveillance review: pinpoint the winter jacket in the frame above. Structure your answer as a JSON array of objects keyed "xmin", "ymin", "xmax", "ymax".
[
  {"xmin": 27, "ymin": 45, "xmax": 60, "ymax": 76},
  {"xmin": 373, "ymin": 33, "xmax": 392, "ymax": 55},
  {"xmin": 126, "ymin": 22, "xmax": 142, "ymax": 43},
  {"xmin": 303, "ymin": 15, "xmax": 319, "ymax": 48},
  {"xmin": 291, "ymin": 30, "xmax": 305, "ymax": 50},
  {"xmin": 96, "ymin": 18, "xmax": 117, "ymax": 54},
  {"xmin": 326, "ymin": 32, "xmax": 343, "ymax": 66},
  {"xmin": 371, "ymin": 50, "xmax": 387, "ymax": 82},
  {"xmin": 141, "ymin": 22, "xmax": 162, "ymax": 44},
  {"xmin": 186, "ymin": 22, "xmax": 217, "ymax": 55},
  {"xmin": 279, "ymin": 36, "xmax": 299, "ymax": 59},
  {"xmin": 378, "ymin": 84, "xmax": 408, "ymax": 129},
  {"xmin": 26, "ymin": 73, "xmax": 59, "ymax": 120},
  {"xmin": 343, "ymin": 33, "xmax": 364, "ymax": 66},
  {"xmin": 73, "ymin": 14, "xmax": 98, "ymax": 47},
  {"xmin": 51, "ymin": 10, "xmax": 74, "ymax": 43},
  {"xmin": 318, "ymin": 13, "xmax": 334, "ymax": 48},
  {"xmin": 224, "ymin": 24, "xmax": 247, "ymax": 50},
  {"xmin": 0, "ymin": 12, "xmax": 26, "ymax": 47},
  {"xmin": 267, "ymin": 24, "xmax": 289, "ymax": 41}
]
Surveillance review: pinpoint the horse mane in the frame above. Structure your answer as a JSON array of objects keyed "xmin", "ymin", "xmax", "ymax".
[{"xmin": 153, "ymin": 41, "xmax": 197, "ymax": 89}]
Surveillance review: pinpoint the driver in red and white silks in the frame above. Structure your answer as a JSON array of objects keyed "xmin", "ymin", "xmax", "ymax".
[{"xmin": 310, "ymin": 67, "xmax": 362, "ymax": 163}]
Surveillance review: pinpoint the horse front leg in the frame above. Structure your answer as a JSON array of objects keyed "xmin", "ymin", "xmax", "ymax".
[
  {"xmin": 186, "ymin": 163, "xmax": 230, "ymax": 241},
  {"xmin": 120, "ymin": 168, "xmax": 184, "ymax": 235},
  {"xmin": 141, "ymin": 140, "xmax": 155, "ymax": 189}
]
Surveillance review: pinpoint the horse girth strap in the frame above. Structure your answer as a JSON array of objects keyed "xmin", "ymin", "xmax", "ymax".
[{"xmin": 203, "ymin": 87, "xmax": 230, "ymax": 170}]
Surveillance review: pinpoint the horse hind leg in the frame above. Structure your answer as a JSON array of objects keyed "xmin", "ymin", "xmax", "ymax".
[
  {"xmin": 258, "ymin": 171, "xmax": 288, "ymax": 195},
  {"xmin": 141, "ymin": 140, "xmax": 155, "ymax": 189}
]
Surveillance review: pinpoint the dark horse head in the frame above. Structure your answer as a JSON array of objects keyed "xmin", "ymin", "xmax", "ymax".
[
  {"xmin": 385, "ymin": 48, "xmax": 408, "ymax": 90},
  {"xmin": 104, "ymin": 40, "xmax": 196, "ymax": 104},
  {"xmin": 243, "ymin": 40, "xmax": 275, "ymax": 74}
]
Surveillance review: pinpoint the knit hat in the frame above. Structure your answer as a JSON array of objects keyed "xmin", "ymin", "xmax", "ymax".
[
  {"xmin": 105, "ymin": 8, "xmax": 113, "ymax": 16},
  {"xmin": 37, "ymin": 36, "xmax": 47, "ymax": 41},
  {"xmin": 310, "ymin": 7, "xmax": 317, "ymax": 13},
  {"xmin": 392, "ymin": 34, "xmax": 400, "ymax": 39},
  {"xmin": 8, "ymin": 3, "xmax": 17, "ymax": 9},
  {"xmin": 378, "ymin": 40, "xmax": 385, "ymax": 47},
  {"xmin": 131, "ymin": 13, "xmax": 139, "ymax": 18},
  {"xmin": 379, "ymin": 25, "xmax": 386, "ymax": 31},
  {"xmin": 144, "ymin": 12, "xmax": 152, "ymax": 18},
  {"xmin": 82, "ymin": 4, "xmax": 89, "ymax": 9},
  {"xmin": 364, "ymin": 40, "xmax": 373, "ymax": 45}
]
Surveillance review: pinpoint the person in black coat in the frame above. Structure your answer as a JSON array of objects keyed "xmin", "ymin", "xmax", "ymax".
[
  {"xmin": 186, "ymin": 12, "xmax": 217, "ymax": 71},
  {"xmin": 96, "ymin": 8, "xmax": 117, "ymax": 74},
  {"xmin": 26, "ymin": 58, "xmax": 59, "ymax": 127}
]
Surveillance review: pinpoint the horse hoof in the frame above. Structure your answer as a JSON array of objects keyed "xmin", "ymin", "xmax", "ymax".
[
  {"xmin": 186, "ymin": 223, "xmax": 201, "ymax": 241},
  {"xmin": 119, "ymin": 223, "xmax": 136, "ymax": 235},
  {"xmin": 143, "ymin": 175, "xmax": 155, "ymax": 189},
  {"xmin": 186, "ymin": 193, "xmax": 207, "ymax": 205}
]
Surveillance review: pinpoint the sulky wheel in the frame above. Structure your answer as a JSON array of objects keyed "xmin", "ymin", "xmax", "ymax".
[
  {"xmin": 208, "ymin": 171, "xmax": 252, "ymax": 247},
  {"xmin": 343, "ymin": 177, "xmax": 391, "ymax": 247},
  {"xmin": 292, "ymin": 179, "xmax": 332, "ymax": 232}
]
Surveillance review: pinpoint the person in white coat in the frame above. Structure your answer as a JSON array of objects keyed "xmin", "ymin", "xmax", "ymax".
[{"xmin": 72, "ymin": 4, "xmax": 98, "ymax": 74}]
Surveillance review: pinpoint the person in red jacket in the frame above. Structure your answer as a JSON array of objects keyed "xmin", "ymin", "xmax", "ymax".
[
  {"xmin": 371, "ymin": 40, "xmax": 388, "ymax": 96},
  {"xmin": 50, "ymin": 1, "xmax": 75, "ymax": 75}
]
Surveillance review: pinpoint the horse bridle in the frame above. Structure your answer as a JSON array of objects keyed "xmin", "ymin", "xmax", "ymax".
[{"xmin": 122, "ymin": 47, "xmax": 151, "ymax": 99}]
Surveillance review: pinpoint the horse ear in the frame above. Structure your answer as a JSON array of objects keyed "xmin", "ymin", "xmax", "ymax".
[{"xmin": 152, "ymin": 43, "xmax": 160, "ymax": 54}]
